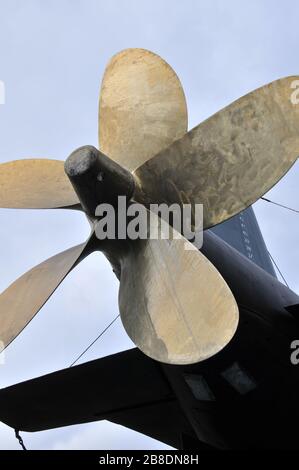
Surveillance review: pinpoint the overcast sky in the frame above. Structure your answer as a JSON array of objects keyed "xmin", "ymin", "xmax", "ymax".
[{"xmin": 0, "ymin": 0, "xmax": 298, "ymax": 450}]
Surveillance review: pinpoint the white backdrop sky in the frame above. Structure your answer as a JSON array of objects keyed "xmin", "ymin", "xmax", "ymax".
[{"xmin": 0, "ymin": 0, "xmax": 298, "ymax": 449}]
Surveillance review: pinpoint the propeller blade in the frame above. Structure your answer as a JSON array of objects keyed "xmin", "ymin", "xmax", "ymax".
[
  {"xmin": 117, "ymin": 212, "xmax": 239, "ymax": 365},
  {"xmin": 134, "ymin": 76, "xmax": 299, "ymax": 229},
  {"xmin": 0, "ymin": 159, "xmax": 80, "ymax": 209},
  {"xmin": 0, "ymin": 236, "xmax": 95, "ymax": 351},
  {"xmin": 99, "ymin": 48, "xmax": 187, "ymax": 171}
]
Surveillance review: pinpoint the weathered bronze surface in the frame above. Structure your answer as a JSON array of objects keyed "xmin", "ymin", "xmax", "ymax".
[
  {"xmin": 99, "ymin": 48, "xmax": 188, "ymax": 171},
  {"xmin": 1, "ymin": 49, "xmax": 298, "ymax": 367},
  {"xmin": 118, "ymin": 211, "xmax": 239, "ymax": 365},
  {"xmin": 134, "ymin": 77, "xmax": 299, "ymax": 229},
  {"xmin": 0, "ymin": 238, "xmax": 94, "ymax": 351},
  {"xmin": 0, "ymin": 159, "xmax": 79, "ymax": 209}
]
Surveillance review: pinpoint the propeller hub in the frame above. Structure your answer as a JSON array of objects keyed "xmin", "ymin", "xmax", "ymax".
[{"xmin": 65, "ymin": 146, "xmax": 135, "ymax": 217}]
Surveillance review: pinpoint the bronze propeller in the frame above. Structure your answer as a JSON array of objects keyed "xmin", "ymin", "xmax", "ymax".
[{"xmin": 0, "ymin": 48, "xmax": 298, "ymax": 365}]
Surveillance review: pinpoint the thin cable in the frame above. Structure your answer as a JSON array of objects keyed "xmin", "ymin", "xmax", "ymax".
[
  {"xmin": 267, "ymin": 250, "xmax": 289, "ymax": 288},
  {"xmin": 69, "ymin": 314, "xmax": 120, "ymax": 367},
  {"xmin": 260, "ymin": 196, "xmax": 293, "ymax": 287},
  {"xmin": 261, "ymin": 197, "xmax": 299, "ymax": 214},
  {"xmin": 15, "ymin": 430, "xmax": 27, "ymax": 450}
]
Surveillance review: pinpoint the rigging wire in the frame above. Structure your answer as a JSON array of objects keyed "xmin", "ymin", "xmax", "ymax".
[
  {"xmin": 13, "ymin": 315, "xmax": 121, "ymax": 449},
  {"xmin": 267, "ymin": 250, "xmax": 290, "ymax": 288},
  {"xmin": 259, "ymin": 196, "xmax": 296, "ymax": 287},
  {"xmin": 261, "ymin": 197, "xmax": 299, "ymax": 214},
  {"xmin": 69, "ymin": 314, "xmax": 120, "ymax": 367}
]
